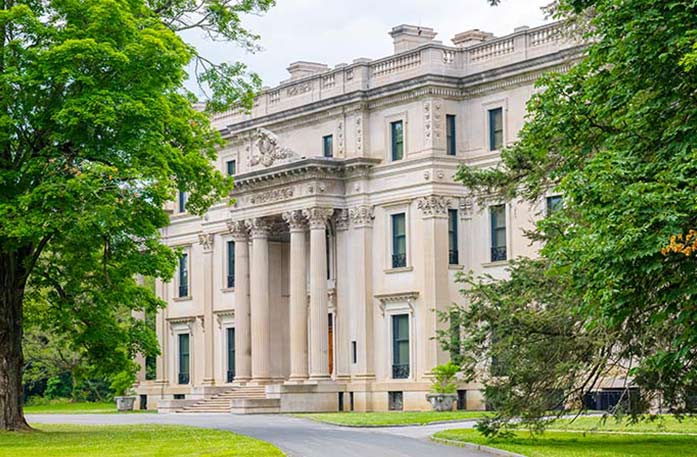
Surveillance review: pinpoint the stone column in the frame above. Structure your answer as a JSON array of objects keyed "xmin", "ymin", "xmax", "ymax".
[
  {"xmin": 334, "ymin": 210, "xmax": 351, "ymax": 381},
  {"xmin": 303, "ymin": 207, "xmax": 334, "ymax": 381},
  {"xmin": 348, "ymin": 205, "xmax": 375, "ymax": 381},
  {"xmin": 199, "ymin": 232, "xmax": 216, "ymax": 386},
  {"xmin": 248, "ymin": 218, "xmax": 272, "ymax": 383},
  {"xmin": 417, "ymin": 196, "xmax": 451, "ymax": 372},
  {"xmin": 229, "ymin": 221, "xmax": 251, "ymax": 383},
  {"xmin": 283, "ymin": 210, "xmax": 309, "ymax": 382}
]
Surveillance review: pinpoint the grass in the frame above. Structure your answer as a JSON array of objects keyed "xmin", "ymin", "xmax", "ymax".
[
  {"xmin": 0, "ymin": 424, "xmax": 284, "ymax": 457},
  {"xmin": 433, "ymin": 428, "xmax": 697, "ymax": 457},
  {"xmin": 24, "ymin": 400, "xmax": 154, "ymax": 414},
  {"xmin": 293, "ymin": 410, "xmax": 488, "ymax": 426},
  {"xmin": 553, "ymin": 415, "xmax": 697, "ymax": 434}
]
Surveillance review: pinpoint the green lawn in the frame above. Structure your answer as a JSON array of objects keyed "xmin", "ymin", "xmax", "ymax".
[
  {"xmin": 553, "ymin": 415, "xmax": 697, "ymax": 434},
  {"xmin": 24, "ymin": 400, "xmax": 154, "ymax": 414},
  {"xmin": 293, "ymin": 410, "xmax": 488, "ymax": 426},
  {"xmin": 433, "ymin": 429, "xmax": 697, "ymax": 457},
  {"xmin": 0, "ymin": 424, "xmax": 283, "ymax": 457}
]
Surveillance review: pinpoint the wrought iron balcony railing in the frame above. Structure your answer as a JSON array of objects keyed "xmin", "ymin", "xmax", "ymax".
[
  {"xmin": 226, "ymin": 274, "xmax": 235, "ymax": 289},
  {"xmin": 490, "ymin": 246, "xmax": 507, "ymax": 262},
  {"xmin": 226, "ymin": 370, "xmax": 235, "ymax": 383},
  {"xmin": 449, "ymin": 249, "xmax": 459, "ymax": 265},
  {"xmin": 178, "ymin": 372, "xmax": 190, "ymax": 385},
  {"xmin": 392, "ymin": 364, "xmax": 410, "ymax": 379},
  {"xmin": 392, "ymin": 253, "xmax": 407, "ymax": 269},
  {"xmin": 178, "ymin": 285, "xmax": 189, "ymax": 298}
]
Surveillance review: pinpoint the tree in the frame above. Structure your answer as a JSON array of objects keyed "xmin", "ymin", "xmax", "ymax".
[
  {"xmin": 0, "ymin": 0, "xmax": 270, "ymax": 430},
  {"xmin": 446, "ymin": 0, "xmax": 697, "ymax": 434}
]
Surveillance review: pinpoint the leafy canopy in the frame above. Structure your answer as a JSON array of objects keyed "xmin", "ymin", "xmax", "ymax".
[{"xmin": 447, "ymin": 0, "xmax": 697, "ymax": 434}]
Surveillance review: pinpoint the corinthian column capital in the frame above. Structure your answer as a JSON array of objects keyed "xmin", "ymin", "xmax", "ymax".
[
  {"xmin": 349, "ymin": 205, "xmax": 374, "ymax": 227},
  {"xmin": 227, "ymin": 220, "xmax": 249, "ymax": 241},
  {"xmin": 246, "ymin": 217, "xmax": 271, "ymax": 238},
  {"xmin": 282, "ymin": 210, "xmax": 307, "ymax": 232},
  {"xmin": 302, "ymin": 207, "xmax": 334, "ymax": 230}
]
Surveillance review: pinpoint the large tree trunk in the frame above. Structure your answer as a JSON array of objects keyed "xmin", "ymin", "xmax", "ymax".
[{"xmin": 0, "ymin": 249, "xmax": 31, "ymax": 431}]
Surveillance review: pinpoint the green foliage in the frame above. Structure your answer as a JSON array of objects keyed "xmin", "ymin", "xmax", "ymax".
[
  {"xmin": 449, "ymin": 0, "xmax": 697, "ymax": 435},
  {"xmin": 430, "ymin": 361, "xmax": 460, "ymax": 394},
  {"xmin": 109, "ymin": 369, "xmax": 136, "ymax": 397}
]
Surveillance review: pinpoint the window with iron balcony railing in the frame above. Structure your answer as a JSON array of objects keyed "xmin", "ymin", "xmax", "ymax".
[
  {"xmin": 490, "ymin": 246, "xmax": 507, "ymax": 262},
  {"xmin": 392, "ymin": 364, "xmax": 410, "ymax": 379},
  {"xmin": 449, "ymin": 249, "xmax": 459, "ymax": 265},
  {"xmin": 178, "ymin": 372, "xmax": 189, "ymax": 385}
]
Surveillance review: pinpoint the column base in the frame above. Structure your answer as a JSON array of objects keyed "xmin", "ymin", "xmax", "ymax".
[
  {"xmin": 308, "ymin": 374, "xmax": 332, "ymax": 383},
  {"xmin": 285, "ymin": 376, "xmax": 309, "ymax": 385},
  {"xmin": 233, "ymin": 376, "xmax": 251, "ymax": 385},
  {"xmin": 201, "ymin": 378, "xmax": 216, "ymax": 386},
  {"xmin": 250, "ymin": 378, "xmax": 274, "ymax": 385}
]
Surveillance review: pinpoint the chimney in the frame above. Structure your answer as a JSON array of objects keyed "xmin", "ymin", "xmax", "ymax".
[
  {"xmin": 452, "ymin": 29, "xmax": 495, "ymax": 48},
  {"xmin": 286, "ymin": 61, "xmax": 329, "ymax": 81},
  {"xmin": 389, "ymin": 25, "xmax": 437, "ymax": 54}
]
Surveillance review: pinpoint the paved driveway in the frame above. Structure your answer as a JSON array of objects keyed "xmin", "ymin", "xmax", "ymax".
[{"xmin": 27, "ymin": 413, "xmax": 485, "ymax": 457}]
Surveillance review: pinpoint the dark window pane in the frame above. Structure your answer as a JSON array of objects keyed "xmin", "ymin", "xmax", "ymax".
[
  {"xmin": 546, "ymin": 195, "xmax": 563, "ymax": 216},
  {"xmin": 391, "ymin": 121, "xmax": 404, "ymax": 161},
  {"xmin": 178, "ymin": 333, "xmax": 190, "ymax": 384},
  {"xmin": 446, "ymin": 114, "xmax": 456, "ymax": 156},
  {"xmin": 227, "ymin": 241, "xmax": 235, "ymax": 288},
  {"xmin": 448, "ymin": 209, "xmax": 459, "ymax": 264},
  {"xmin": 489, "ymin": 108, "xmax": 503, "ymax": 151},
  {"xmin": 323, "ymin": 135, "xmax": 333, "ymax": 158},
  {"xmin": 178, "ymin": 253, "xmax": 188, "ymax": 297},
  {"xmin": 227, "ymin": 328, "xmax": 235, "ymax": 382},
  {"xmin": 490, "ymin": 205, "xmax": 507, "ymax": 261},
  {"xmin": 226, "ymin": 160, "xmax": 236, "ymax": 176},
  {"xmin": 392, "ymin": 314, "xmax": 409, "ymax": 379},
  {"xmin": 391, "ymin": 213, "xmax": 407, "ymax": 268},
  {"xmin": 178, "ymin": 191, "xmax": 187, "ymax": 213}
]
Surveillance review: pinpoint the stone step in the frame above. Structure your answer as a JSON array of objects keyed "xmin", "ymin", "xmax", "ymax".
[{"xmin": 229, "ymin": 398, "xmax": 280, "ymax": 414}]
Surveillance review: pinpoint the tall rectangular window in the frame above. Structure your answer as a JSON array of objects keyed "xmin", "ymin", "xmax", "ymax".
[
  {"xmin": 392, "ymin": 314, "xmax": 410, "ymax": 379},
  {"xmin": 448, "ymin": 209, "xmax": 459, "ymax": 265},
  {"xmin": 323, "ymin": 135, "xmax": 333, "ymax": 158},
  {"xmin": 546, "ymin": 195, "xmax": 563, "ymax": 216},
  {"xmin": 446, "ymin": 114, "xmax": 456, "ymax": 156},
  {"xmin": 227, "ymin": 241, "xmax": 235, "ymax": 288},
  {"xmin": 226, "ymin": 159, "xmax": 236, "ymax": 176},
  {"xmin": 226, "ymin": 328, "xmax": 235, "ymax": 383},
  {"xmin": 178, "ymin": 253, "xmax": 189, "ymax": 297},
  {"xmin": 178, "ymin": 191, "xmax": 187, "ymax": 213},
  {"xmin": 178, "ymin": 333, "xmax": 190, "ymax": 385},
  {"xmin": 391, "ymin": 213, "xmax": 406, "ymax": 268},
  {"xmin": 489, "ymin": 107, "xmax": 503, "ymax": 151},
  {"xmin": 490, "ymin": 205, "xmax": 507, "ymax": 261},
  {"xmin": 390, "ymin": 120, "xmax": 404, "ymax": 161}
]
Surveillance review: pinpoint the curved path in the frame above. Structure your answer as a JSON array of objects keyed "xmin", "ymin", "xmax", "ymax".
[{"xmin": 27, "ymin": 413, "xmax": 484, "ymax": 457}]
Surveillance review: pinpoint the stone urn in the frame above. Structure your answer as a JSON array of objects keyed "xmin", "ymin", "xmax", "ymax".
[
  {"xmin": 115, "ymin": 396, "xmax": 136, "ymax": 412},
  {"xmin": 426, "ymin": 393, "xmax": 457, "ymax": 412}
]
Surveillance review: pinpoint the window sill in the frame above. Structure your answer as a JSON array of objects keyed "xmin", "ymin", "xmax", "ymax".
[
  {"xmin": 173, "ymin": 296, "xmax": 192, "ymax": 302},
  {"xmin": 221, "ymin": 287, "xmax": 235, "ymax": 293},
  {"xmin": 448, "ymin": 264, "xmax": 464, "ymax": 270},
  {"xmin": 481, "ymin": 260, "xmax": 509, "ymax": 268},
  {"xmin": 384, "ymin": 266, "xmax": 414, "ymax": 274}
]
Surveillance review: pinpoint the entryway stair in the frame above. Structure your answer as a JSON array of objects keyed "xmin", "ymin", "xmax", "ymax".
[{"xmin": 175, "ymin": 385, "xmax": 280, "ymax": 414}]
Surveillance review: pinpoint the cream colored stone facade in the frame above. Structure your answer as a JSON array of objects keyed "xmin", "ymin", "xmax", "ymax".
[{"xmin": 136, "ymin": 22, "xmax": 582, "ymax": 413}]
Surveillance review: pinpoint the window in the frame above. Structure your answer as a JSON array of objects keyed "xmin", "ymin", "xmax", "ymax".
[
  {"xmin": 446, "ymin": 114, "xmax": 456, "ymax": 156},
  {"xmin": 351, "ymin": 341, "xmax": 357, "ymax": 364},
  {"xmin": 390, "ymin": 120, "xmax": 404, "ymax": 161},
  {"xmin": 490, "ymin": 205, "xmax": 507, "ymax": 261},
  {"xmin": 448, "ymin": 209, "xmax": 459, "ymax": 265},
  {"xmin": 227, "ymin": 241, "xmax": 235, "ymax": 288},
  {"xmin": 322, "ymin": 135, "xmax": 333, "ymax": 158},
  {"xmin": 178, "ymin": 191, "xmax": 187, "ymax": 213},
  {"xmin": 391, "ymin": 213, "xmax": 407, "ymax": 268},
  {"xmin": 546, "ymin": 195, "xmax": 563, "ymax": 216},
  {"xmin": 226, "ymin": 159, "xmax": 236, "ymax": 176},
  {"xmin": 178, "ymin": 253, "xmax": 189, "ymax": 297},
  {"xmin": 388, "ymin": 391, "xmax": 404, "ymax": 411},
  {"xmin": 178, "ymin": 333, "xmax": 190, "ymax": 385},
  {"xmin": 488, "ymin": 107, "xmax": 503, "ymax": 151},
  {"xmin": 457, "ymin": 390, "xmax": 467, "ymax": 410},
  {"xmin": 226, "ymin": 328, "xmax": 235, "ymax": 383},
  {"xmin": 392, "ymin": 314, "xmax": 410, "ymax": 379}
]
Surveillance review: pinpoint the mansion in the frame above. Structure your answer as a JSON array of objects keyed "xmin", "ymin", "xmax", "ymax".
[{"xmin": 136, "ymin": 21, "xmax": 583, "ymax": 413}]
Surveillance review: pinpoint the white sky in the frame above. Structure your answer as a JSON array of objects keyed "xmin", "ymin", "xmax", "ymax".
[{"xmin": 183, "ymin": 0, "xmax": 553, "ymax": 93}]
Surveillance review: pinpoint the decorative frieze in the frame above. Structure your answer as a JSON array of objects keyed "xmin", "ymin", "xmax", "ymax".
[
  {"xmin": 249, "ymin": 187, "xmax": 295, "ymax": 205},
  {"xmin": 459, "ymin": 197, "xmax": 473, "ymax": 220},
  {"xmin": 302, "ymin": 207, "xmax": 334, "ymax": 229},
  {"xmin": 417, "ymin": 195, "xmax": 451, "ymax": 218},
  {"xmin": 349, "ymin": 205, "xmax": 374, "ymax": 227},
  {"xmin": 282, "ymin": 210, "xmax": 307, "ymax": 231},
  {"xmin": 198, "ymin": 232, "xmax": 214, "ymax": 253},
  {"xmin": 355, "ymin": 116, "xmax": 363, "ymax": 153},
  {"xmin": 287, "ymin": 81, "xmax": 312, "ymax": 97}
]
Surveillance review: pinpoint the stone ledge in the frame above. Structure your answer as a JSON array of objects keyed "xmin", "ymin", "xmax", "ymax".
[
  {"xmin": 430, "ymin": 436, "xmax": 526, "ymax": 457},
  {"xmin": 157, "ymin": 399, "xmax": 199, "ymax": 414}
]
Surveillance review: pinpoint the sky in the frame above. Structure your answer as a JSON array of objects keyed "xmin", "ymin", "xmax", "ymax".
[{"xmin": 183, "ymin": 0, "xmax": 553, "ymax": 93}]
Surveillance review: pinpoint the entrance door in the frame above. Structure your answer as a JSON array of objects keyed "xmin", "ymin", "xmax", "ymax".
[{"xmin": 328, "ymin": 314, "xmax": 334, "ymax": 375}]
